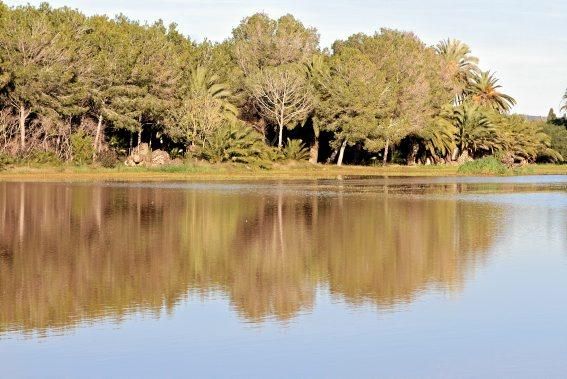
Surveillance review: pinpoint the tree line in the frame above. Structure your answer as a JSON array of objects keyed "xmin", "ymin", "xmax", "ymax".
[{"xmin": 0, "ymin": 3, "xmax": 565, "ymax": 166}]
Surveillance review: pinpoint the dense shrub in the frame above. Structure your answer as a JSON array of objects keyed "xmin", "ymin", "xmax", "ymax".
[
  {"xmin": 0, "ymin": 152, "xmax": 15, "ymax": 170},
  {"xmin": 198, "ymin": 122, "xmax": 278, "ymax": 164},
  {"xmin": 283, "ymin": 139, "xmax": 310, "ymax": 161},
  {"xmin": 70, "ymin": 130, "xmax": 95, "ymax": 165},
  {"xmin": 458, "ymin": 157, "xmax": 509, "ymax": 175},
  {"xmin": 542, "ymin": 123, "xmax": 567, "ymax": 162},
  {"xmin": 23, "ymin": 149, "xmax": 62, "ymax": 165}
]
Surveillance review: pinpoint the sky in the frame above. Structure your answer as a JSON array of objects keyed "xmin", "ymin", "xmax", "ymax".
[{"xmin": 5, "ymin": 0, "xmax": 567, "ymax": 116}]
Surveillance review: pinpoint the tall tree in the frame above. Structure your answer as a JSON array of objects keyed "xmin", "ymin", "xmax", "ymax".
[
  {"xmin": 248, "ymin": 65, "xmax": 313, "ymax": 148},
  {"xmin": 167, "ymin": 65, "xmax": 237, "ymax": 150},
  {"xmin": 450, "ymin": 104, "xmax": 501, "ymax": 159},
  {"xmin": 232, "ymin": 13, "xmax": 319, "ymax": 148},
  {"xmin": 339, "ymin": 30, "xmax": 452, "ymax": 164},
  {"xmin": 494, "ymin": 114, "xmax": 562, "ymax": 163},
  {"xmin": 0, "ymin": 4, "xmax": 87, "ymax": 151},
  {"xmin": 435, "ymin": 39, "xmax": 479, "ymax": 100},
  {"xmin": 547, "ymin": 108, "xmax": 557, "ymax": 123},
  {"xmin": 466, "ymin": 71, "xmax": 516, "ymax": 113},
  {"xmin": 232, "ymin": 13, "xmax": 319, "ymax": 76},
  {"xmin": 305, "ymin": 54, "xmax": 330, "ymax": 163},
  {"xmin": 82, "ymin": 17, "xmax": 181, "ymax": 153},
  {"xmin": 313, "ymin": 47, "xmax": 386, "ymax": 166}
]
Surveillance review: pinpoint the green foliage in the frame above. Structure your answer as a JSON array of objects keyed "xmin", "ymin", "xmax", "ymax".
[
  {"xmin": 435, "ymin": 39, "xmax": 479, "ymax": 99},
  {"xmin": 0, "ymin": 3, "xmax": 550, "ymax": 169},
  {"xmin": 547, "ymin": 108, "xmax": 557, "ymax": 123},
  {"xmin": 316, "ymin": 29, "xmax": 454, "ymax": 164},
  {"xmin": 168, "ymin": 65, "xmax": 238, "ymax": 148},
  {"xmin": 416, "ymin": 112, "xmax": 457, "ymax": 161},
  {"xmin": 283, "ymin": 139, "xmax": 310, "ymax": 160},
  {"xmin": 232, "ymin": 13, "xmax": 319, "ymax": 75},
  {"xmin": 451, "ymin": 104, "xmax": 501, "ymax": 157},
  {"xmin": 458, "ymin": 157, "xmax": 509, "ymax": 175},
  {"xmin": 542, "ymin": 123, "xmax": 567, "ymax": 162},
  {"xmin": 23, "ymin": 150, "xmax": 63, "ymax": 165},
  {"xmin": 466, "ymin": 71, "xmax": 516, "ymax": 113},
  {"xmin": 198, "ymin": 122, "xmax": 276, "ymax": 164},
  {"xmin": 0, "ymin": 152, "xmax": 15, "ymax": 170},
  {"xmin": 495, "ymin": 117, "xmax": 562, "ymax": 163},
  {"xmin": 70, "ymin": 130, "xmax": 94, "ymax": 165}
]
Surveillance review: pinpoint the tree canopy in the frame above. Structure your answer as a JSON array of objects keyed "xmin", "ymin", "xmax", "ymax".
[{"xmin": 0, "ymin": 4, "xmax": 562, "ymax": 167}]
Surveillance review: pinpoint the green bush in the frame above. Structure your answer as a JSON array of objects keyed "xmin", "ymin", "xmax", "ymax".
[
  {"xmin": 71, "ymin": 130, "xmax": 95, "ymax": 165},
  {"xmin": 23, "ymin": 149, "xmax": 62, "ymax": 165},
  {"xmin": 458, "ymin": 156, "xmax": 509, "ymax": 175},
  {"xmin": 542, "ymin": 123, "xmax": 567, "ymax": 162},
  {"xmin": 283, "ymin": 138, "xmax": 310, "ymax": 161},
  {"xmin": 0, "ymin": 152, "xmax": 15, "ymax": 170},
  {"xmin": 198, "ymin": 122, "xmax": 277, "ymax": 165}
]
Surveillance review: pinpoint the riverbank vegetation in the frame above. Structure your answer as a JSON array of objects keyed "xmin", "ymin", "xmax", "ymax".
[
  {"xmin": 0, "ymin": 3, "xmax": 566, "ymax": 170},
  {"xmin": 0, "ymin": 162, "xmax": 565, "ymax": 182}
]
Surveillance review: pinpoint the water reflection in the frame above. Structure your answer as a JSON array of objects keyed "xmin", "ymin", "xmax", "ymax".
[{"xmin": 0, "ymin": 181, "xmax": 502, "ymax": 335}]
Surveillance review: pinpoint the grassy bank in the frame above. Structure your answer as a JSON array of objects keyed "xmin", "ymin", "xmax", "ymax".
[{"xmin": 0, "ymin": 162, "xmax": 565, "ymax": 182}]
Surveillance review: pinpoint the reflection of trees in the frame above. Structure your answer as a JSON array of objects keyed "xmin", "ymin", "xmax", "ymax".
[{"xmin": 0, "ymin": 182, "xmax": 500, "ymax": 333}]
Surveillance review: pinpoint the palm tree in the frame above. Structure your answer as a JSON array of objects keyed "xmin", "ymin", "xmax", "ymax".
[
  {"xmin": 498, "ymin": 114, "xmax": 563, "ymax": 163},
  {"xmin": 435, "ymin": 39, "xmax": 479, "ymax": 97},
  {"xmin": 417, "ymin": 117, "xmax": 457, "ymax": 163},
  {"xmin": 467, "ymin": 71, "xmax": 516, "ymax": 113},
  {"xmin": 168, "ymin": 65, "xmax": 238, "ymax": 149},
  {"xmin": 187, "ymin": 65, "xmax": 238, "ymax": 118},
  {"xmin": 451, "ymin": 103, "xmax": 502, "ymax": 159}
]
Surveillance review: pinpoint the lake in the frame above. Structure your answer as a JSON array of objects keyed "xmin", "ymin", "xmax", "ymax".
[{"xmin": 0, "ymin": 177, "xmax": 566, "ymax": 378}]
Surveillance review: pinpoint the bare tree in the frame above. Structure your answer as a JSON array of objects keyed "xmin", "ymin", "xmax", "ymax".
[{"xmin": 249, "ymin": 66, "xmax": 313, "ymax": 148}]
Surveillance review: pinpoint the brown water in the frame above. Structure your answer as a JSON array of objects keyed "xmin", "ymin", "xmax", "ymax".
[{"xmin": 0, "ymin": 177, "xmax": 566, "ymax": 378}]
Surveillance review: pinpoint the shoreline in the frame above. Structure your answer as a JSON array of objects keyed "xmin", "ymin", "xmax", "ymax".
[{"xmin": 0, "ymin": 164, "xmax": 565, "ymax": 182}]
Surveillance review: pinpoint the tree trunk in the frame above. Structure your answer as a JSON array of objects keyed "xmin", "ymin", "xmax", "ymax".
[
  {"xmin": 278, "ymin": 122, "xmax": 284, "ymax": 149},
  {"xmin": 337, "ymin": 139, "xmax": 347, "ymax": 166},
  {"xmin": 328, "ymin": 148, "xmax": 338, "ymax": 163},
  {"xmin": 137, "ymin": 127, "xmax": 142, "ymax": 147},
  {"xmin": 309, "ymin": 138, "xmax": 319, "ymax": 164},
  {"xmin": 407, "ymin": 142, "xmax": 419, "ymax": 166},
  {"xmin": 19, "ymin": 105, "xmax": 27, "ymax": 151},
  {"xmin": 382, "ymin": 139, "xmax": 390, "ymax": 165},
  {"xmin": 431, "ymin": 152, "xmax": 440, "ymax": 164},
  {"xmin": 451, "ymin": 147, "xmax": 460, "ymax": 162},
  {"xmin": 93, "ymin": 114, "xmax": 103, "ymax": 159},
  {"xmin": 129, "ymin": 133, "xmax": 133, "ymax": 154}
]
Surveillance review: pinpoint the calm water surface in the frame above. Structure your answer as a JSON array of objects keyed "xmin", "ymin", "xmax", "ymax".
[{"xmin": 0, "ymin": 176, "xmax": 566, "ymax": 378}]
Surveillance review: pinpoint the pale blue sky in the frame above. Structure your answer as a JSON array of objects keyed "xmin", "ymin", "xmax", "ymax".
[{"xmin": 5, "ymin": 0, "xmax": 567, "ymax": 116}]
